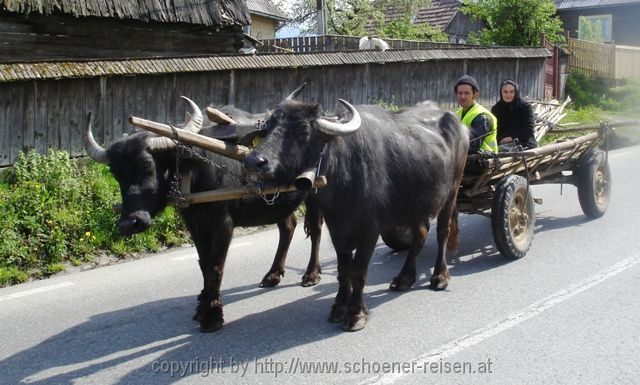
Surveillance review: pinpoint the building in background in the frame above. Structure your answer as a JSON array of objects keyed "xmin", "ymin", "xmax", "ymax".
[
  {"xmin": 385, "ymin": 0, "xmax": 484, "ymax": 43},
  {"xmin": 246, "ymin": 0, "xmax": 289, "ymax": 39},
  {"xmin": 554, "ymin": 0, "xmax": 640, "ymax": 45}
]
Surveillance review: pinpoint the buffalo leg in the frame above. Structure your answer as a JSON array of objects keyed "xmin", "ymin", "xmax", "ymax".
[
  {"xmin": 328, "ymin": 249, "xmax": 353, "ymax": 323},
  {"xmin": 342, "ymin": 230, "xmax": 379, "ymax": 332},
  {"xmin": 430, "ymin": 164, "xmax": 465, "ymax": 291},
  {"xmin": 429, "ymin": 196, "xmax": 458, "ymax": 291},
  {"xmin": 301, "ymin": 197, "xmax": 323, "ymax": 286},
  {"xmin": 390, "ymin": 221, "xmax": 429, "ymax": 291},
  {"xmin": 260, "ymin": 214, "xmax": 296, "ymax": 287},
  {"xmin": 192, "ymin": 215, "xmax": 233, "ymax": 332}
]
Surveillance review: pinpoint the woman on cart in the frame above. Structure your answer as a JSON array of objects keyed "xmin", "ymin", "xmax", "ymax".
[{"xmin": 492, "ymin": 80, "xmax": 538, "ymax": 151}]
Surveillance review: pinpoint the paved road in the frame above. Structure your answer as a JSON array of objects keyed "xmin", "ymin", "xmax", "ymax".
[{"xmin": 1, "ymin": 146, "xmax": 639, "ymax": 385}]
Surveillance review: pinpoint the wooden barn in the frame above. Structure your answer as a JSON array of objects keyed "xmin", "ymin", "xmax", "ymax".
[
  {"xmin": 0, "ymin": 0, "xmax": 251, "ymax": 61},
  {"xmin": 385, "ymin": 0, "xmax": 484, "ymax": 44}
]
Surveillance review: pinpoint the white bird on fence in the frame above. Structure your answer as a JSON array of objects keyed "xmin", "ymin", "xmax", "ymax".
[{"xmin": 358, "ymin": 36, "xmax": 390, "ymax": 51}]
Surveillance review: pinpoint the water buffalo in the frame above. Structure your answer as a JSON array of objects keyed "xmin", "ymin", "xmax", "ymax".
[
  {"xmin": 83, "ymin": 96, "xmax": 322, "ymax": 332},
  {"xmin": 243, "ymin": 99, "xmax": 468, "ymax": 331}
]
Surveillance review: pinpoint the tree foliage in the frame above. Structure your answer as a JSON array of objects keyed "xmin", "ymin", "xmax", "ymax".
[
  {"xmin": 286, "ymin": 0, "xmax": 447, "ymax": 41},
  {"xmin": 461, "ymin": 0, "xmax": 565, "ymax": 46}
]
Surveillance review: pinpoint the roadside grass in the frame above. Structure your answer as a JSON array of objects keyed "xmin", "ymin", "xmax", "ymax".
[{"xmin": 0, "ymin": 150, "xmax": 189, "ymax": 287}]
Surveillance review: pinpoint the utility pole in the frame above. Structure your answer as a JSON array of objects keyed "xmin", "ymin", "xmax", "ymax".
[{"xmin": 317, "ymin": 0, "xmax": 327, "ymax": 35}]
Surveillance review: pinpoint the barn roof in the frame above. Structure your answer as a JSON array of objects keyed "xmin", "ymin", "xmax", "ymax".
[
  {"xmin": 0, "ymin": 0, "xmax": 251, "ymax": 27},
  {"xmin": 554, "ymin": 0, "xmax": 640, "ymax": 10},
  {"xmin": 386, "ymin": 0, "xmax": 462, "ymax": 30},
  {"xmin": 246, "ymin": 0, "xmax": 287, "ymax": 21},
  {"xmin": 0, "ymin": 48, "xmax": 550, "ymax": 82}
]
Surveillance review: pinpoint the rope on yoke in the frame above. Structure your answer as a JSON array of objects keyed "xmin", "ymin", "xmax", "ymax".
[{"xmin": 165, "ymin": 124, "xmax": 250, "ymax": 207}]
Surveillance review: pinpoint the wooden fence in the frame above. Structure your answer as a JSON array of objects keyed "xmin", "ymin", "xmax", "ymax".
[
  {"xmin": 567, "ymin": 38, "xmax": 640, "ymax": 79},
  {"xmin": 567, "ymin": 38, "xmax": 616, "ymax": 78},
  {"xmin": 259, "ymin": 34, "xmax": 466, "ymax": 53},
  {"xmin": 615, "ymin": 45, "xmax": 640, "ymax": 79},
  {"xmin": 0, "ymin": 50, "xmax": 547, "ymax": 166}
]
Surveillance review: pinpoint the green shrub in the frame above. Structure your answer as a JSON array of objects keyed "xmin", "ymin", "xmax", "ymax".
[
  {"xmin": 565, "ymin": 70, "xmax": 612, "ymax": 109},
  {"xmin": 0, "ymin": 150, "xmax": 189, "ymax": 286}
]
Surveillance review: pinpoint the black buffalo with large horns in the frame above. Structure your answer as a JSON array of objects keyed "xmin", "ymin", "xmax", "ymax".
[
  {"xmin": 83, "ymin": 90, "xmax": 322, "ymax": 332},
  {"xmin": 243, "ymin": 99, "xmax": 469, "ymax": 331}
]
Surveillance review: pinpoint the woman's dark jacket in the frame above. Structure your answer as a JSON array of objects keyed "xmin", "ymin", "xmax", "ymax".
[{"xmin": 491, "ymin": 86, "xmax": 538, "ymax": 149}]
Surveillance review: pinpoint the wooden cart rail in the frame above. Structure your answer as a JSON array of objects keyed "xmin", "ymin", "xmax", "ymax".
[
  {"xmin": 458, "ymin": 119, "xmax": 638, "ymax": 214},
  {"xmin": 462, "ymin": 130, "xmax": 600, "ymax": 195}
]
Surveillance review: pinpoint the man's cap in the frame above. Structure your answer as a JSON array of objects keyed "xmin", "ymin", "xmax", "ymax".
[{"xmin": 454, "ymin": 75, "xmax": 480, "ymax": 92}]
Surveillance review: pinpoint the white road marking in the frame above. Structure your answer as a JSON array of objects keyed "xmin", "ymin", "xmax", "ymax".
[
  {"xmin": 361, "ymin": 255, "xmax": 640, "ymax": 385},
  {"xmin": 0, "ymin": 282, "xmax": 75, "ymax": 302},
  {"xmin": 170, "ymin": 242, "xmax": 253, "ymax": 261}
]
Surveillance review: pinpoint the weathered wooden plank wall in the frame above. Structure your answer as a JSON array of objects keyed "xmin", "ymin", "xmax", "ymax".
[
  {"xmin": 0, "ymin": 57, "xmax": 545, "ymax": 166},
  {"xmin": 0, "ymin": 15, "xmax": 244, "ymax": 61}
]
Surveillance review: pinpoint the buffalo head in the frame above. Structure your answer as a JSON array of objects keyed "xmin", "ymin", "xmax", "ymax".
[
  {"xmin": 242, "ymin": 99, "xmax": 361, "ymax": 184},
  {"xmin": 83, "ymin": 97, "xmax": 203, "ymax": 235}
]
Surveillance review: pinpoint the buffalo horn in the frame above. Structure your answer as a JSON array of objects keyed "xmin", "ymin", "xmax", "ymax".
[
  {"xmin": 179, "ymin": 96, "xmax": 204, "ymax": 133},
  {"xmin": 285, "ymin": 82, "xmax": 307, "ymax": 101},
  {"xmin": 147, "ymin": 96, "xmax": 203, "ymax": 152},
  {"xmin": 83, "ymin": 112, "xmax": 109, "ymax": 164},
  {"xmin": 315, "ymin": 99, "xmax": 361, "ymax": 136}
]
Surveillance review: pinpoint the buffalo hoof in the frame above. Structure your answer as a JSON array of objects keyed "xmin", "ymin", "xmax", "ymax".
[
  {"xmin": 328, "ymin": 304, "xmax": 347, "ymax": 323},
  {"xmin": 260, "ymin": 271, "xmax": 283, "ymax": 288},
  {"xmin": 429, "ymin": 274, "xmax": 449, "ymax": 291},
  {"xmin": 198, "ymin": 302, "xmax": 224, "ymax": 333},
  {"xmin": 342, "ymin": 309, "xmax": 368, "ymax": 332},
  {"xmin": 389, "ymin": 275, "xmax": 415, "ymax": 291},
  {"xmin": 301, "ymin": 270, "xmax": 321, "ymax": 287}
]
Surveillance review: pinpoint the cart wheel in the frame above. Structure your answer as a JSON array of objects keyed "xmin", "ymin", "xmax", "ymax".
[
  {"xmin": 381, "ymin": 226, "xmax": 413, "ymax": 252},
  {"xmin": 491, "ymin": 175, "xmax": 535, "ymax": 259},
  {"xmin": 575, "ymin": 149, "xmax": 611, "ymax": 219}
]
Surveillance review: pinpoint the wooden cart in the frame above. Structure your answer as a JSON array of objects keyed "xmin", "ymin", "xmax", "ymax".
[{"xmin": 380, "ymin": 120, "xmax": 638, "ymax": 259}]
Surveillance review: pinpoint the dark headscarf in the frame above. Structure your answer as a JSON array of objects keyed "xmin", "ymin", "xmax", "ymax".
[{"xmin": 491, "ymin": 80, "xmax": 538, "ymax": 149}]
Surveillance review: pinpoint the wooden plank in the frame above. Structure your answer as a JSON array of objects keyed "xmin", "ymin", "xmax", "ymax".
[
  {"xmin": 10, "ymin": 83, "xmax": 24, "ymax": 163},
  {"xmin": 100, "ymin": 77, "xmax": 113, "ymax": 145},
  {"xmin": 34, "ymin": 80, "xmax": 48, "ymax": 154},
  {"xmin": 110, "ymin": 76, "xmax": 125, "ymax": 141},
  {"xmin": 57, "ymin": 80, "xmax": 71, "ymax": 154},
  {"xmin": 22, "ymin": 81, "xmax": 36, "ymax": 153},
  {"xmin": 123, "ymin": 75, "xmax": 138, "ymax": 134},
  {"xmin": 160, "ymin": 74, "xmax": 171, "ymax": 125},
  {"xmin": 134, "ymin": 75, "xmax": 146, "ymax": 125},
  {"xmin": 46, "ymin": 81, "xmax": 61, "ymax": 154},
  {"xmin": 0, "ymin": 85, "xmax": 11, "ymax": 166},
  {"xmin": 69, "ymin": 79, "xmax": 85, "ymax": 157}
]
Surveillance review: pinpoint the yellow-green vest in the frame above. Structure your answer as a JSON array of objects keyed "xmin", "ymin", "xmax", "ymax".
[{"xmin": 456, "ymin": 103, "xmax": 498, "ymax": 153}]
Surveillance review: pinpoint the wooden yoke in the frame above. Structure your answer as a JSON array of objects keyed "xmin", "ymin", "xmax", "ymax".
[
  {"xmin": 129, "ymin": 116, "xmax": 251, "ymax": 160},
  {"xmin": 173, "ymin": 176, "xmax": 327, "ymax": 206}
]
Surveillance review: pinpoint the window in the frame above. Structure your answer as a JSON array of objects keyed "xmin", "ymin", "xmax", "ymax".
[{"xmin": 578, "ymin": 14, "xmax": 613, "ymax": 43}]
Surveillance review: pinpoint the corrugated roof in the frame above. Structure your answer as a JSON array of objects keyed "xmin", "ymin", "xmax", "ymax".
[
  {"xmin": 246, "ymin": 0, "xmax": 287, "ymax": 21},
  {"xmin": 386, "ymin": 0, "xmax": 462, "ymax": 29},
  {"xmin": 0, "ymin": 0, "xmax": 251, "ymax": 27},
  {"xmin": 554, "ymin": 0, "xmax": 640, "ymax": 10},
  {"xmin": 0, "ymin": 48, "xmax": 550, "ymax": 82}
]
